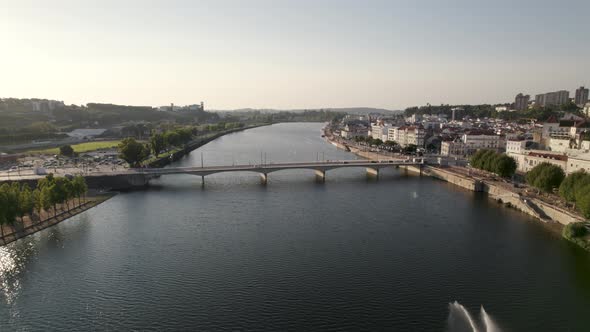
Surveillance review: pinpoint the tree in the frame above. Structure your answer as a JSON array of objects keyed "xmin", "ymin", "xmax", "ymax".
[
  {"xmin": 40, "ymin": 186, "xmax": 52, "ymax": 218},
  {"xmin": 494, "ymin": 155, "xmax": 517, "ymax": 178},
  {"xmin": 480, "ymin": 150, "xmax": 498, "ymax": 172},
  {"xmin": 0, "ymin": 183, "xmax": 20, "ymax": 234},
  {"xmin": 575, "ymin": 186, "xmax": 590, "ymax": 219},
  {"xmin": 163, "ymin": 131, "xmax": 181, "ymax": 147},
  {"xmin": 118, "ymin": 138, "xmax": 149, "ymax": 167},
  {"xmin": 18, "ymin": 185, "xmax": 34, "ymax": 223},
  {"xmin": 38, "ymin": 173, "xmax": 55, "ymax": 190},
  {"xmin": 49, "ymin": 179, "xmax": 65, "ymax": 216},
  {"xmin": 64, "ymin": 178, "xmax": 74, "ymax": 211},
  {"xmin": 32, "ymin": 188, "xmax": 42, "ymax": 222},
  {"xmin": 470, "ymin": 149, "xmax": 489, "ymax": 169},
  {"xmin": 176, "ymin": 128, "xmax": 193, "ymax": 145},
  {"xmin": 0, "ymin": 185, "xmax": 8, "ymax": 238},
  {"xmin": 59, "ymin": 145, "xmax": 75, "ymax": 157},
  {"xmin": 150, "ymin": 133, "xmax": 166, "ymax": 156},
  {"xmin": 527, "ymin": 163, "xmax": 565, "ymax": 193},
  {"xmin": 559, "ymin": 171, "xmax": 590, "ymax": 203},
  {"xmin": 404, "ymin": 144, "xmax": 418, "ymax": 154},
  {"xmin": 72, "ymin": 175, "xmax": 88, "ymax": 206},
  {"xmin": 385, "ymin": 140, "xmax": 398, "ymax": 147}
]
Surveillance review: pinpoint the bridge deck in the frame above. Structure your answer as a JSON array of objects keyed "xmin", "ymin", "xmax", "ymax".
[
  {"xmin": 0, "ymin": 159, "xmax": 424, "ymax": 181},
  {"xmin": 135, "ymin": 159, "xmax": 423, "ymax": 176}
]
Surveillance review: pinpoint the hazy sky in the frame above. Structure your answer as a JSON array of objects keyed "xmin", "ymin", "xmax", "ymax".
[{"xmin": 1, "ymin": 0, "xmax": 589, "ymax": 110}]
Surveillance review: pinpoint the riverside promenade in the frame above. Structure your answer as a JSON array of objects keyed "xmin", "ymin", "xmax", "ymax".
[
  {"xmin": 323, "ymin": 130, "xmax": 585, "ymax": 226},
  {"xmin": 0, "ymin": 194, "xmax": 114, "ymax": 247}
]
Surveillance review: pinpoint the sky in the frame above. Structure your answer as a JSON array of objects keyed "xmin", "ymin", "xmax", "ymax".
[{"xmin": 0, "ymin": 0, "xmax": 589, "ymax": 110}]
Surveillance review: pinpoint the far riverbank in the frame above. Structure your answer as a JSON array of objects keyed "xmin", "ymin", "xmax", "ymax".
[
  {"xmin": 323, "ymin": 130, "xmax": 585, "ymax": 227},
  {"xmin": 147, "ymin": 123, "xmax": 273, "ymax": 168}
]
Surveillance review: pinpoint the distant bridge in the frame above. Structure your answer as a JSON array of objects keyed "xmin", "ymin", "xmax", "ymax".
[{"xmin": 131, "ymin": 159, "xmax": 425, "ymax": 184}]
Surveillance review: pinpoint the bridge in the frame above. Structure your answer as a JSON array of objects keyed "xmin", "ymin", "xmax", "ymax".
[
  {"xmin": 0, "ymin": 159, "xmax": 425, "ymax": 189},
  {"xmin": 132, "ymin": 159, "xmax": 424, "ymax": 184}
]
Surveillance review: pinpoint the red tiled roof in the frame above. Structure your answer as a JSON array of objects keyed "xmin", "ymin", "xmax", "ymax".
[{"xmin": 527, "ymin": 152, "xmax": 568, "ymax": 161}]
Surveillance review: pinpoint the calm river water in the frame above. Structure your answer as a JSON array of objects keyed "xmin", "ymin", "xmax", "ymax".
[{"xmin": 1, "ymin": 123, "xmax": 590, "ymax": 331}]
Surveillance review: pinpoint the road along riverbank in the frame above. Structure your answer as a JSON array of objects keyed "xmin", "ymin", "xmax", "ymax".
[{"xmin": 0, "ymin": 193, "xmax": 115, "ymax": 247}]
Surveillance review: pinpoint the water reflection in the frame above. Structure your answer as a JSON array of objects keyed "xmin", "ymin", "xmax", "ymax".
[
  {"xmin": 0, "ymin": 213, "xmax": 93, "ymax": 307},
  {"xmin": 0, "ymin": 240, "xmax": 38, "ymax": 323}
]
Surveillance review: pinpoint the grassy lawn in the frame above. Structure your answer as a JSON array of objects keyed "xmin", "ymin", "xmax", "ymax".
[{"xmin": 29, "ymin": 140, "xmax": 123, "ymax": 155}]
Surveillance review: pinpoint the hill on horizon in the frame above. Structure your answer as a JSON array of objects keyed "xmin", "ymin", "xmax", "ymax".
[{"xmin": 211, "ymin": 107, "xmax": 401, "ymax": 115}]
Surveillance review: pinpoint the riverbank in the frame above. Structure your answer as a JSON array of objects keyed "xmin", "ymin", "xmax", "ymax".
[
  {"xmin": 324, "ymin": 131, "xmax": 585, "ymax": 227},
  {"xmin": 148, "ymin": 123, "xmax": 271, "ymax": 168},
  {"xmin": 0, "ymin": 193, "xmax": 115, "ymax": 247}
]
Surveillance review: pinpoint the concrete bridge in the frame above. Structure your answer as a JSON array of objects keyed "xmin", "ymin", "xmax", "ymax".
[
  {"xmin": 0, "ymin": 159, "xmax": 425, "ymax": 189},
  {"xmin": 132, "ymin": 159, "xmax": 424, "ymax": 185}
]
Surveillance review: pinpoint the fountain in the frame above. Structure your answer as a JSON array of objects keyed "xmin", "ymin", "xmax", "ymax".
[{"xmin": 446, "ymin": 301, "xmax": 501, "ymax": 332}]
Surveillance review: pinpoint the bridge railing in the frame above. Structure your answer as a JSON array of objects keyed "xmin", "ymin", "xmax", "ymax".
[{"xmin": 131, "ymin": 158, "xmax": 423, "ymax": 174}]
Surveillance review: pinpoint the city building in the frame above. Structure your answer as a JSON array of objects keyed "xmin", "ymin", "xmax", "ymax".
[
  {"xmin": 549, "ymin": 138, "xmax": 573, "ymax": 152},
  {"xmin": 389, "ymin": 126, "xmax": 425, "ymax": 147},
  {"xmin": 534, "ymin": 90, "xmax": 570, "ymax": 107},
  {"xmin": 341, "ymin": 124, "xmax": 368, "ymax": 139},
  {"xmin": 158, "ymin": 102, "xmax": 205, "ymax": 112},
  {"xmin": 575, "ymin": 86, "xmax": 589, "ymax": 107},
  {"xmin": 31, "ymin": 99, "xmax": 65, "ymax": 112},
  {"xmin": 514, "ymin": 93, "xmax": 530, "ymax": 111},
  {"xmin": 566, "ymin": 153, "xmax": 590, "ymax": 174},
  {"xmin": 387, "ymin": 127, "xmax": 399, "ymax": 143},
  {"xmin": 506, "ymin": 139, "xmax": 531, "ymax": 154},
  {"xmin": 371, "ymin": 123, "xmax": 390, "ymax": 141},
  {"xmin": 441, "ymin": 140, "xmax": 467, "ymax": 157},
  {"xmin": 406, "ymin": 114, "xmax": 423, "ymax": 124},
  {"xmin": 508, "ymin": 150, "xmax": 568, "ymax": 173},
  {"xmin": 461, "ymin": 131, "xmax": 505, "ymax": 155}
]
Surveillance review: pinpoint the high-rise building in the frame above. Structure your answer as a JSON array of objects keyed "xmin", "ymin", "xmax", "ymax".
[
  {"xmin": 575, "ymin": 86, "xmax": 589, "ymax": 107},
  {"xmin": 514, "ymin": 93, "xmax": 530, "ymax": 111},
  {"xmin": 534, "ymin": 90, "xmax": 569, "ymax": 107}
]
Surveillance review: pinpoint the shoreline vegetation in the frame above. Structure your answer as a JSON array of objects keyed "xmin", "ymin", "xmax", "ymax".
[
  {"xmin": 0, "ymin": 194, "xmax": 113, "ymax": 246},
  {"xmin": 145, "ymin": 123, "xmax": 271, "ymax": 168},
  {"xmin": 562, "ymin": 222, "xmax": 590, "ymax": 251},
  {"xmin": 0, "ymin": 174, "xmax": 92, "ymax": 247}
]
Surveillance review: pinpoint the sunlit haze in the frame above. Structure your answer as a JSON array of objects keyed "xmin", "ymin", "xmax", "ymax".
[{"xmin": 1, "ymin": 0, "xmax": 589, "ymax": 109}]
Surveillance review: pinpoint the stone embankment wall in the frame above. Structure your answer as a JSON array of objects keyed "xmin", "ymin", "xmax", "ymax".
[
  {"xmin": 415, "ymin": 166, "xmax": 483, "ymax": 192},
  {"xmin": 404, "ymin": 164, "xmax": 583, "ymax": 225},
  {"xmin": 325, "ymin": 134, "xmax": 586, "ymax": 226}
]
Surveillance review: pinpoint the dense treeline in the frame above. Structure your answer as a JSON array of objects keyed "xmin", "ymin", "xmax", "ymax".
[
  {"xmin": 405, "ymin": 104, "xmax": 497, "ymax": 119},
  {"xmin": 404, "ymin": 102, "xmax": 581, "ymax": 122},
  {"xmin": 119, "ymin": 123, "xmax": 248, "ymax": 166},
  {"xmin": 0, "ymin": 99, "xmax": 220, "ymax": 132},
  {"xmin": 352, "ymin": 136, "xmax": 418, "ymax": 153},
  {"xmin": 470, "ymin": 150, "xmax": 517, "ymax": 178},
  {"xmin": 0, "ymin": 175, "xmax": 88, "ymax": 238}
]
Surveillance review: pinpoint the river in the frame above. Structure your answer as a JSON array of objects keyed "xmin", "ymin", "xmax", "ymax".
[{"xmin": 1, "ymin": 123, "xmax": 590, "ymax": 331}]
